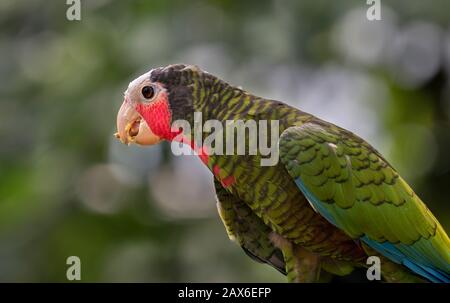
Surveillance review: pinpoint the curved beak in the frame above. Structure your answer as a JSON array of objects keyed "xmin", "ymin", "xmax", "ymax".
[{"xmin": 115, "ymin": 98, "xmax": 161, "ymax": 145}]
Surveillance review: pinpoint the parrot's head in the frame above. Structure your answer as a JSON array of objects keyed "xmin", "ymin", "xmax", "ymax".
[{"xmin": 115, "ymin": 64, "xmax": 203, "ymax": 145}]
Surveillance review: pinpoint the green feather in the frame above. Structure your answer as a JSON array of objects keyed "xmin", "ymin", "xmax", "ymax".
[{"xmin": 279, "ymin": 122, "xmax": 450, "ymax": 275}]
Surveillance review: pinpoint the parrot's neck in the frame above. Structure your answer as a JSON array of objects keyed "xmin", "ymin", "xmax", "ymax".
[
  {"xmin": 192, "ymin": 82, "xmax": 266, "ymax": 123},
  {"xmin": 166, "ymin": 77, "xmax": 311, "ymax": 182},
  {"xmin": 172, "ymin": 82, "xmax": 306, "ymax": 177}
]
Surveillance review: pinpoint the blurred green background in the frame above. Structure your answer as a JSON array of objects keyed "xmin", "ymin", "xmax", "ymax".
[{"xmin": 0, "ymin": 0, "xmax": 449, "ymax": 282}]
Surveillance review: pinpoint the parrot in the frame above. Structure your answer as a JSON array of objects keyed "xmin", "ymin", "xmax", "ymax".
[{"xmin": 115, "ymin": 64, "xmax": 450, "ymax": 283}]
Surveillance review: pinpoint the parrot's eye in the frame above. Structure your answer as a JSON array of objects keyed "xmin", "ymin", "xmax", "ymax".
[{"xmin": 141, "ymin": 85, "xmax": 155, "ymax": 100}]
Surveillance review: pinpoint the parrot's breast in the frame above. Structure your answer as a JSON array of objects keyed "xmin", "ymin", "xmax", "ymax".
[{"xmin": 210, "ymin": 152, "xmax": 367, "ymax": 263}]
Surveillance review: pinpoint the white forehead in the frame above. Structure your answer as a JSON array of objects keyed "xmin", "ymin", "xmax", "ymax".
[{"xmin": 126, "ymin": 70, "xmax": 152, "ymax": 93}]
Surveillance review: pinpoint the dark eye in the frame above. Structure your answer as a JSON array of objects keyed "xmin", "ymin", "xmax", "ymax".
[{"xmin": 141, "ymin": 86, "xmax": 155, "ymax": 99}]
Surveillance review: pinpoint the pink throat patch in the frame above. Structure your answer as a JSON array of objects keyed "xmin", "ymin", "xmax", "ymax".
[{"xmin": 137, "ymin": 93, "xmax": 175, "ymax": 141}]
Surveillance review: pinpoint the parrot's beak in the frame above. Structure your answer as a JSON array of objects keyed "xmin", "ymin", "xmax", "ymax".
[{"xmin": 115, "ymin": 98, "xmax": 161, "ymax": 145}]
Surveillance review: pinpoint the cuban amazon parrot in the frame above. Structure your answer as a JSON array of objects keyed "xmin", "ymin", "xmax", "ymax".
[{"xmin": 115, "ymin": 64, "xmax": 450, "ymax": 283}]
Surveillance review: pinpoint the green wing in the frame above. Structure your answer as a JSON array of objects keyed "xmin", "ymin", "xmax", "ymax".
[
  {"xmin": 279, "ymin": 120, "xmax": 450, "ymax": 282},
  {"xmin": 214, "ymin": 179, "xmax": 286, "ymax": 275}
]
